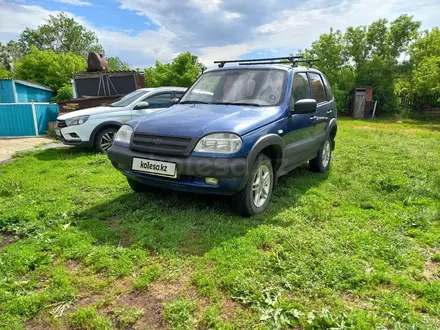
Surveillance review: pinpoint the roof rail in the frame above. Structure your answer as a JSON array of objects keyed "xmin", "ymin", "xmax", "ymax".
[
  {"xmin": 214, "ymin": 56, "xmax": 319, "ymax": 68},
  {"xmin": 214, "ymin": 56, "xmax": 302, "ymax": 68}
]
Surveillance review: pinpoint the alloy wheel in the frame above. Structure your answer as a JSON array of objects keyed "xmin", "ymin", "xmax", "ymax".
[
  {"xmin": 101, "ymin": 131, "xmax": 115, "ymax": 152},
  {"xmin": 252, "ymin": 164, "xmax": 271, "ymax": 208}
]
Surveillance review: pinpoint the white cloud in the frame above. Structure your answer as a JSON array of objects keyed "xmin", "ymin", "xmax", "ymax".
[
  {"xmin": 1, "ymin": 0, "xmax": 440, "ymax": 69},
  {"xmin": 190, "ymin": 0, "xmax": 221, "ymax": 14},
  {"xmin": 224, "ymin": 12, "xmax": 241, "ymax": 20},
  {"xmin": 57, "ymin": 0, "xmax": 92, "ymax": 6},
  {"xmin": 198, "ymin": 0, "xmax": 440, "ymax": 66}
]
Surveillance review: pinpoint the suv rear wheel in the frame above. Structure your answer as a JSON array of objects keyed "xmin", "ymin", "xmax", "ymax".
[
  {"xmin": 234, "ymin": 154, "xmax": 274, "ymax": 217},
  {"xmin": 310, "ymin": 137, "xmax": 332, "ymax": 173},
  {"xmin": 94, "ymin": 127, "xmax": 118, "ymax": 153}
]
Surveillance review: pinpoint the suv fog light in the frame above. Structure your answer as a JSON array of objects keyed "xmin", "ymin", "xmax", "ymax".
[{"xmin": 205, "ymin": 177, "xmax": 219, "ymax": 185}]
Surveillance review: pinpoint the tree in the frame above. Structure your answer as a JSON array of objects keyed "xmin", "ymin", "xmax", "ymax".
[
  {"xmin": 0, "ymin": 41, "xmax": 21, "ymax": 71},
  {"xmin": 409, "ymin": 28, "xmax": 440, "ymax": 95},
  {"xmin": 0, "ymin": 66, "xmax": 13, "ymax": 78},
  {"xmin": 304, "ymin": 14, "xmax": 421, "ymax": 114},
  {"xmin": 107, "ymin": 57, "xmax": 131, "ymax": 71},
  {"xmin": 145, "ymin": 52, "xmax": 203, "ymax": 87},
  {"xmin": 14, "ymin": 47, "xmax": 86, "ymax": 93},
  {"xmin": 19, "ymin": 13, "xmax": 103, "ymax": 57}
]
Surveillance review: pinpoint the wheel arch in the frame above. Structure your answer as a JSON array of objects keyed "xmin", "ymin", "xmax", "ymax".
[
  {"xmin": 90, "ymin": 121, "xmax": 123, "ymax": 147},
  {"xmin": 325, "ymin": 119, "xmax": 337, "ymax": 150},
  {"xmin": 239, "ymin": 134, "xmax": 285, "ymax": 190}
]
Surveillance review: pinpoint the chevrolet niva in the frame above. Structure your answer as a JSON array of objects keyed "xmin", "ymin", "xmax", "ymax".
[{"xmin": 108, "ymin": 57, "xmax": 337, "ymax": 216}]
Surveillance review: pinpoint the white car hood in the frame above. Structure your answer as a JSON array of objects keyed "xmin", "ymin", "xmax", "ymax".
[{"xmin": 58, "ymin": 106, "xmax": 122, "ymax": 120}]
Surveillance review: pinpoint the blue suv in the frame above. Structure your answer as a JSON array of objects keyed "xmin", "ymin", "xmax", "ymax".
[{"xmin": 108, "ymin": 57, "xmax": 337, "ymax": 216}]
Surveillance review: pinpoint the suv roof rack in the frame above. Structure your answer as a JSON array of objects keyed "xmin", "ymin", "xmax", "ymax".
[{"xmin": 214, "ymin": 56, "xmax": 319, "ymax": 68}]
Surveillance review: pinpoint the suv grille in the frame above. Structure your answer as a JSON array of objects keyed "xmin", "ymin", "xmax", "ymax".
[
  {"xmin": 56, "ymin": 120, "xmax": 67, "ymax": 128},
  {"xmin": 131, "ymin": 133, "xmax": 196, "ymax": 156}
]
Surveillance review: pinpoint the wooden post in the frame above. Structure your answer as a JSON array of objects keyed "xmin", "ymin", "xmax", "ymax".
[
  {"xmin": 372, "ymin": 100, "xmax": 378, "ymax": 119},
  {"xmin": 31, "ymin": 102, "xmax": 39, "ymax": 136}
]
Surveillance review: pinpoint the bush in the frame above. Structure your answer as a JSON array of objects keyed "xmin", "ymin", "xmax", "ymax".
[{"xmin": 54, "ymin": 84, "xmax": 73, "ymax": 101}]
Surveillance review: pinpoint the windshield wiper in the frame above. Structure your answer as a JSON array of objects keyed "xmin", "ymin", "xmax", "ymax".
[
  {"xmin": 212, "ymin": 102, "xmax": 262, "ymax": 107},
  {"xmin": 179, "ymin": 100, "xmax": 210, "ymax": 104}
]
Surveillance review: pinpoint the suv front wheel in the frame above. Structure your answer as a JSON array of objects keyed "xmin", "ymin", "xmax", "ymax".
[{"xmin": 235, "ymin": 154, "xmax": 274, "ymax": 217}]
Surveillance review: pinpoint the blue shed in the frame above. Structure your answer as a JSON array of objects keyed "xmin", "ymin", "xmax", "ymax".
[
  {"xmin": 0, "ymin": 79, "xmax": 59, "ymax": 137},
  {"xmin": 0, "ymin": 79, "xmax": 53, "ymax": 103}
]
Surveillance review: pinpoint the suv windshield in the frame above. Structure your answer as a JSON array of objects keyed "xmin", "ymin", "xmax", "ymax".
[
  {"xmin": 180, "ymin": 69, "xmax": 287, "ymax": 107},
  {"xmin": 110, "ymin": 89, "xmax": 149, "ymax": 107}
]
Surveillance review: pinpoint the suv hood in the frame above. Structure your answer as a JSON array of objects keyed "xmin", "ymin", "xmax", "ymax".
[
  {"xmin": 129, "ymin": 103, "xmax": 284, "ymax": 138},
  {"xmin": 58, "ymin": 106, "xmax": 121, "ymax": 120}
]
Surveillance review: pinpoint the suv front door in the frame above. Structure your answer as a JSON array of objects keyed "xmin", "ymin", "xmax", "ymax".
[
  {"xmin": 132, "ymin": 92, "xmax": 173, "ymax": 119},
  {"xmin": 283, "ymin": 72, "xmax": 318, "ymax": 169}
]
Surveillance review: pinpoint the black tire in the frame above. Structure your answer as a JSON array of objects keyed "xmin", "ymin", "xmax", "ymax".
[
  {"xmin": 310, "ymin": 136, "xmax": 332, "ymax": 173},
  {"xmin": 94, "ymin": 127, "xmax": 118, "ymax": 153},
  {"xmin": 127, "ymin": 178, "xmax": 152, "ymax": 192},
  {"xmin": 234, "ymin": 154, "xmax": 274, "ymax": 217}
]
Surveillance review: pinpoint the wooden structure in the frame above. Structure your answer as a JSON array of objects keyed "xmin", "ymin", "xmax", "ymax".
[{"xmin": 348, "ymin": 87, "xmax": 374, "ymax": 119}]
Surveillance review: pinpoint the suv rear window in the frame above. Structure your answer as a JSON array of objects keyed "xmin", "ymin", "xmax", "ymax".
[
  {"xmin": 308, "ymin": 73, "xmax": 326, "ymax": 104},
  {"xmin": 321, "ymin": 74, "xmax": 334, "ymax": 100}
]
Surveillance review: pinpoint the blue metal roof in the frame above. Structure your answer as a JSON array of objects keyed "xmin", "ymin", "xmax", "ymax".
[{"xmin": 0, "ymin": 79, "xmax": 53, "ymax": 92}]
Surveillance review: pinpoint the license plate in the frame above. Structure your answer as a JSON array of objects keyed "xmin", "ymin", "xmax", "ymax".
[
  {"xmin": 55, "ymin": 129, "xmax": 61, "ymax": 137},
  {"xmin": 132, "ymin": 158, "xmax": 177, "ymax": 178}
]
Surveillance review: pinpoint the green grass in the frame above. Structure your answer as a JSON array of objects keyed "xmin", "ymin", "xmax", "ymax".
[{"xmin": 0, "ymin": 118, "xmax": 439, "ymax": 329}]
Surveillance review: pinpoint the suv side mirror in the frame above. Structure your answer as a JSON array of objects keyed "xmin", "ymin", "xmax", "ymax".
[
  {"xmin": 291, "ymin": 99, "xmax": 317, "ymax": 114},
  {"xmin": 171, "ymin": 97, "xmax": 180, "ymax": 104},
  {"xmin": 134, "ymin": 101, "xmax": 149, "ymax": 110}
]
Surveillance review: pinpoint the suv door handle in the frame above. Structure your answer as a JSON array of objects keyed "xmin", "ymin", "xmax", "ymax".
[{"xmin": 326, "ymin": 110, "xmax": 333, "ymax": 114}]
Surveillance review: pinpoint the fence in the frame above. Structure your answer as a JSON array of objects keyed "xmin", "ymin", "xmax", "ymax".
[
  {"xmin": 0, "ymin": 103, "xmax": 59, "ymax": 137},
  {"xmin": 399, "ymin": 92, "xmax": 440, "ymax": 116}
]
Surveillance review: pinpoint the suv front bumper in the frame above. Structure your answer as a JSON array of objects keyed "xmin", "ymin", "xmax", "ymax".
[{"xmin": 108, "ymin": 144, "xmax": 247, "ymax": 195}]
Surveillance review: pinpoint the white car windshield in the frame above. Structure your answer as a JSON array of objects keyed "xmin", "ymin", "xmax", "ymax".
[
  {"xmin": 180, "ymin": 69, "xmax": 287, "ymax": 107},
  {"xmin": 110, "ymin": 89, "xmax": 149, "ymax": 107}
]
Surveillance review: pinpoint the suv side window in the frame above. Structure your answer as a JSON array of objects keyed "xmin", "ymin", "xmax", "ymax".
[
  {"xmin": 321, "ymin": 74, "xmax": 334, "ymax": 101},
  {"xmin": 308, "ymin": 73, "xmax": 326, "ymax": 103},
  {"xmin": 144, "ymin": 93, "xmax": 173, "ymax": 109},
  {"xmin": 290, "ymin": 72, "xmax": 311, "ymax": 105}
]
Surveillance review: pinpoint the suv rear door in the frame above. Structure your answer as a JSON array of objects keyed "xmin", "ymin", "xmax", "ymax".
[{"xmin": 308, "ymin": 72, "xmax": 335, "ymax": 139}]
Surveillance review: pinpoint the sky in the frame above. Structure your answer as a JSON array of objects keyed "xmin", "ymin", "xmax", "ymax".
[{"xmin": 0, "ymin": 0, "xmax": 439, "ymax": 69}]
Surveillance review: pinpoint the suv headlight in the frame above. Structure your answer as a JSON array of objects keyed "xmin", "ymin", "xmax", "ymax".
[
  {"xmin": 114, "ymin": 125, "xmax": 133, "ymax": 143},
  {"xmin": 65, "ymin": 115, "xmax": 89, "ymax": 126},
  {"xmin": 194, "ymin": 133, "xmax": 242, "ymax": 154}
]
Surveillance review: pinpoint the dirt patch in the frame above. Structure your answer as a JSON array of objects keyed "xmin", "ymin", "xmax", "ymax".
[
  {"xmin": 341, "ymin": 293, "xmax": 373, "ymax": 310},
  {"xmin": 221, "ymin": 298, "xmax": 238, "ymax": 321},
  {"xmin": 0, "ymin": 233, "xmax": 15, "ymax": 248},
  {"xmin": 120, "ymin": 231, "xmax": 132, "ymax": 247},
  {"xmin": 424, "ymin": 260, "xmax": 439, "ymax": 282},
  {"xmin": 26, "ymin": 316, "xmax": 56, "ymax": 330},
  {"xmin": 114, "ymin": 290, "xmax": 166, "ymax": 330},
  {"xmin": 65, "ymin": 260, "xmax": 80, "ymax": 272},
  {"xmin": 180, "ymin": 232, "xmax": 204, "ymax": 255}
]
